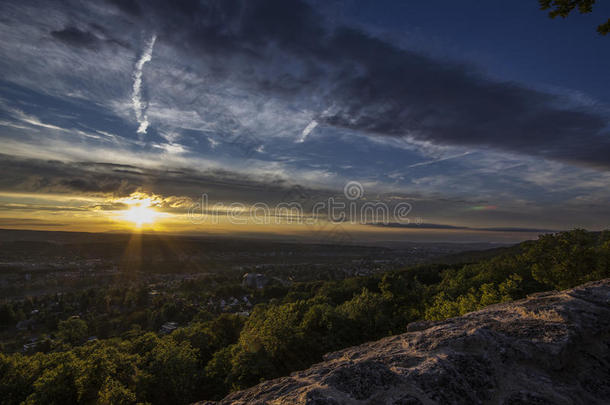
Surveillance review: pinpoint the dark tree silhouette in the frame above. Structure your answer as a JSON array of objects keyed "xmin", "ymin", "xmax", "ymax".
[{"xmin": 539, "ymin": 0, "xmax": 609, "ymax": 34}]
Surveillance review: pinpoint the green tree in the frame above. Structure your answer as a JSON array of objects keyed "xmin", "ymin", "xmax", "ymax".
[
  {"xmin": 25, "ymin": 353, "xmax": 81, "ymax": 405},
  {"xmin": 0, "ymin": 303, "xmax": 17, "ymax": 327},
  {"xmin": 203, "ymin": 346, "xmax": 234, "ymax": 399},
  {"xmin": 526, "ymin": 230, "xmax": 597, "ymax": 289},
  {"xmin": 0, "ymin": 353, "xmax": 43, "ymax": 405},
  {"xmin": 74, "ymin": 344, "xmax": 138, "ymax": 404},
  {"xmin": 227, "ymin": 345, "xmax": 277, "ymax": 390},
  {"xmin": 425, "ymin": 291, "xmax": 460, "ymax": 320},
  {"xmin": 337, "ymin": 288, "xmax": 391, "ymax": 340},
  {"xmin": 97, "ymin": 377, "xmax": 136, "ymax": 405},
  {"xmin": 138, "ymin": 339, "xmax": 201, "ymax": 405},
  {"xmin": 57, "ymin": 317, "xmax": 88, "ymax": 346},
  {"xmin": 539, "ymin": 0, "xmax": 609, "ymax": 34}
]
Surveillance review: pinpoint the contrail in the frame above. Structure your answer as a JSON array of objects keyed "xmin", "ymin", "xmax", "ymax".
[
  {"xmin": 297, "ymin": 119, "xmax": 318, "ymax": 143},
  {"xmin": 132, "ymin": 34, "xmax": 156, "ymax": 134},
  {"xmin": 407, "ymin": 151, "xmax": 472, "ymax": 168}
]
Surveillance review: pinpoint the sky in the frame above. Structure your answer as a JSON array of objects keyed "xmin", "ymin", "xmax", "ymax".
[{"xmin": 0, "ymin": 0, "xmax": 609, "ymax": 243}]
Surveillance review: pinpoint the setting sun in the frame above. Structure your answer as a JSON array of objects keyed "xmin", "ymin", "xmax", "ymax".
[{"xmin": 119, "ymin": 197, "xmax": 159, "ymax": 228}]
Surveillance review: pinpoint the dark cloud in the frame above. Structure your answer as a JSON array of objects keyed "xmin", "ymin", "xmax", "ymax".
[
  {"xmin": 372, "ymin": 223, "xmax": 557, "ymax": 233},
  {"xmin": 109, "ymin": 0, "xmax": 610, "ymax": 169},
  {"xmin": 478, "ymin": 227, "xmax": 558, "ymax": 233},
  {"xmin": 0, "ymin": 204, "xmax": 87, "ymax": 212},
  {"xmin": 106, "ymin": 0, "xmax": 141, "ymax": 16},
  {"xmin": 60, "ymin": 178, "xmax": 128, "ymax": 194},
  {"xmin": 374, "ymin": 223, "xmax": 468, "ymax": 230},
  {"xmin": 0, "ymin": 153, "xmax": 318, "ymax": 204},
  {"xmin": 89, "ymin": 202, "xmax": 128, "ymax": 211},
  {"xmin": 0, "ymin": 155, "xmax": 137, "ymax": 196},
  {"xmin": 51, "ymin": 26, "xmax": 102, "ymax": 48},
  {"xmin": 50, "ymin": 25, "xmax": 130, "ymax": 50},
  {"xmin": 0, "ymin": 218, "xmax": 67, "ymax": 227}
]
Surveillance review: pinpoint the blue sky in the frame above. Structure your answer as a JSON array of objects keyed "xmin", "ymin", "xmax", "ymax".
[
  {"xmin": 343, "ymin": 1, "xmax": 610, "ymax": 101},
  {"xmin": 0, "ymin": 0, "xmax": 609, "ymax": 242}
]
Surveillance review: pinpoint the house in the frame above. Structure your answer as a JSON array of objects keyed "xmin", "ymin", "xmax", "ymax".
[
  {"xmin": 22, "ymin": 338, "xmax": 38, "ymax": 352},
  {"xmin": 242, "ymin": 273, "xmax": 269, "ymax": 289},
  {"xmin": 16, "ymin": 319, "xmax": 36, "ymax": 331},
  {"xmin": 159, "ymin": 321, "xmax": 178, "ymax": 335}
]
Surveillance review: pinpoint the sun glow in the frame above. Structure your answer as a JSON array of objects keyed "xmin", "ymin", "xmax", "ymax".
[{"xmin": 120, "ymin": 197, "xmax": 159, "ymax": 228}]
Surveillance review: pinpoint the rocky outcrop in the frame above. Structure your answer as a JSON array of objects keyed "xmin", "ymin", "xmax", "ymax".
[{"xmin": 197, "ymin": 279, "xmax": 610, "ymax": 404}]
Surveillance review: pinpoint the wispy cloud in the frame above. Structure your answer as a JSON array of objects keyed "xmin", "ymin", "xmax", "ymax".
[
  {"xmin": 10, "ymin": 108, "xmax": 65, "ymax": 131},
  {"xmin": 297, "ymin": 120, "xmax": 318, "ymax": 143},
  {"xmin": 132, "ymin": 34, "xmax": 156, "ymax": 134},
  {"xmin": 208, "ymin": 137, "xmax": 219, "ymax": 149},
  {"xmin": 408, "ymin": 151, "xmax": 472, "ymax": 168}
]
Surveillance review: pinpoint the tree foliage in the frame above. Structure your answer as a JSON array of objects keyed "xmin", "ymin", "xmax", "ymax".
[
  {"xmin": 1, "ymin": 230, "xmax": 608, "ymax": 404},
  {"xmin": 539, "ymin": 0, "xmax": 610, "ymax": 34}
]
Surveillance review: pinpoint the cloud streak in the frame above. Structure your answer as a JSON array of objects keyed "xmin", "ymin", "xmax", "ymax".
[
  {"xmin": 408, "ymin": 152, "xmax": 472, "ymax": 168},
  {"xmin": 371, "ymin": 223, "xmax": 558, "ymax": 234},
  {"xmin": 297, "ymin": 120, "xmax": 318, "ymax": 143},
  {"xmin": 131, "ymin": 34, "xmax": 156, "ymax": 134}
]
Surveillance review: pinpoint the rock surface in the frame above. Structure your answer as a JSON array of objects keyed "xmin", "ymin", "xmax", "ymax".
[{"xmin": 196, "ymin": 279, "xmax": 610, "ymax": 404}]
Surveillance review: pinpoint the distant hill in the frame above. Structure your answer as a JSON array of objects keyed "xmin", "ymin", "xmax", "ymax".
[
  {"xmin": 433, "ymin": 243, "xmax": 524, "ymax": 264},
  {"xmin": 0, "ymin": 228, "xmax": 391, "ymax": 261},
  {"xmin": 0, "ymin": 228, "xmax": 511, "ymax": 272}
]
